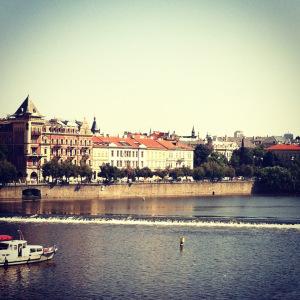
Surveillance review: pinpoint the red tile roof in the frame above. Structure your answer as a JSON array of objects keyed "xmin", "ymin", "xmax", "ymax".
[
  {"xmin": 92, "ymin": 136, "xmax": 193, "ymax": 151},
  {"xmin": 267, "ymin": 144, "xmax": 300, "ymax": 151}
]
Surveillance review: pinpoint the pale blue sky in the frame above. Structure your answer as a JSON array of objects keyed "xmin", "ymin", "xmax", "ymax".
[{"xmin": 0, "ymin": 0, "xmax": 299, "ymax": 137}]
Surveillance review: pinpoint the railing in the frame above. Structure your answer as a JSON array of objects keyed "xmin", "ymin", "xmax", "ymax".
[{"xmin": 31, "ymin": 130, "xmax": 41, "ymax": 136}]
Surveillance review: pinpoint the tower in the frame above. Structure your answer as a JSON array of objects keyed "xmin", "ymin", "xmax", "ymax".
[
  {"xmin": 91, "ymin": 117, "xmax": 100, "ymax": 135},
  {"xmin": 191, "ymin": 126, "xmax": 196, "ymax": 138}
]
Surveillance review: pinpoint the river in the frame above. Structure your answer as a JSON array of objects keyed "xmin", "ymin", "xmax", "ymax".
[{"xmin": 0, "ymin": 195, "xmax": 300, "ymax": 299}]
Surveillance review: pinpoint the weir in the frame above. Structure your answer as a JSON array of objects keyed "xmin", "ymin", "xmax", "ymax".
[{"xmin": 0, "ymin": 216, "xmax": 299, "ymax": 230}]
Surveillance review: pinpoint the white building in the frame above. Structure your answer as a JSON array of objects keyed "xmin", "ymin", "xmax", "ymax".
[
  {"xmin": 211, "ymin": 137, "xmax": 239, "ymax": 161},
  {"xmin": 92, "ymin": 135, "xmax": 194, "ymax": 176}
]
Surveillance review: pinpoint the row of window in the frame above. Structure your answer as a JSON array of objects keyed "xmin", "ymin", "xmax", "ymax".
[
  {"xmin": 48, "ymin": 127, "xmax": 77, "ymax": 134},
  {"xmin": 112, "ymin": 160, "xmax": 144, "ymax": 168},
  {"xmin": 51, "ymin": 148, "xmax": 91, "ymax": 156},
  {"xmin": 48, "ymin": 138, "xmax": 91, "ymax": 146},
  {"xmin": 111, "ymin": 150, "xmax": 144, "ymax": 158}
]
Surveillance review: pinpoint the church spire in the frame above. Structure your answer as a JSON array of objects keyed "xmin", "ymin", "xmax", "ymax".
[
  {"xmin": 191, "ymin": 125, "xmax": 195, "ymax": 138},
  {"xmin": 91, "ymin": 117, "xmax": 100, "ymax": 134}
]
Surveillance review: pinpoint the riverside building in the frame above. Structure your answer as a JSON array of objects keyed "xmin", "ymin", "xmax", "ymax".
[
  {"xmin": 0, "ymin": 96, "xmax": 93, "ymax": 182},
  {"xmin": 92, "ymin": 134, "xmax": 194, "ymax": 177},
  {"xmin": 267, "ymin": 144, "xmax": 300, "ymax": 162}
]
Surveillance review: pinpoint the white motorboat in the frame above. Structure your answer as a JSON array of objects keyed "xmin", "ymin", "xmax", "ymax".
[{"xmin": 0, "ymin": 231, "xmax": 58, "ymax": 267}]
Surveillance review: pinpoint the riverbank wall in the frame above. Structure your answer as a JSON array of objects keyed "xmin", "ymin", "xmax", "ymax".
[{"xmin": 0, "ymin": 181, "xmax": 254, "ymax": 201}]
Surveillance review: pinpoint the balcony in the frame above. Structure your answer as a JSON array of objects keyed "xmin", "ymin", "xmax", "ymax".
[
  {"xmin": 26, "ymin": 152, "xmax": 46, "ymax": 158},
  {"xmin": 81, "ymin": 154, "xmax": 89, "ymax": 160},
  {"xmin": 31, "ymin": 130, "xmax": 41, "ymax": 137}
]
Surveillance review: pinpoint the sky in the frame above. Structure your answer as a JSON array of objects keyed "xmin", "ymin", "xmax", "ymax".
[{"xmin": 0, "ymin": 0, "xmax": 299, "ymax": 137}]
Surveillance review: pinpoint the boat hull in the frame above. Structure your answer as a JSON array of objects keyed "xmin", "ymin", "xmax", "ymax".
[{"xmin": 0, "ymin": 252, "xmax": 56, "ymax": 267}]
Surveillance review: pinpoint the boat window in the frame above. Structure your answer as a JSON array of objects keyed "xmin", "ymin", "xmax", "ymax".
[
  {"xmin": 37, "ymin": 248, "xmax": 43, "ymax": 252},
  {"xmin": 14, "ymin": 245, "xmax": 17, "ymax": 250},
  {"xmin": 0, "ymin": 243, "xmax": 9, "ymax": 250},
  {"xmin": 30, "ymin": 249, "xmax": 36, "ymax": 253}
]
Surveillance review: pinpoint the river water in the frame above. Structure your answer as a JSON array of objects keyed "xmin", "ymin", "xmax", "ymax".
[{"xmin": 0, "ymin": 195, "xmax": 300, "ymax": 299}]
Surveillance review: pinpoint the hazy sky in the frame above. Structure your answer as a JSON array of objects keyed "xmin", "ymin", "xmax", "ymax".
[{"xmin": 0, "ymin": 0, "xmax": 299, "ymax": 137}]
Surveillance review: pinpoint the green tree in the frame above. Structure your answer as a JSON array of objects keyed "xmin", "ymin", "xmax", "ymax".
[
  {"xmin": 224, "ymin": 166, "xmax": 235, "ymax": 179},
  {"xmin": 61, "ymin": 161, "xmax": 78, "ymax": 182},
  {"xmin": 208, "ymin": 152, "xmax": 228, "ymax": 166},
  {"xmin": 154, "ymin": 169, "xmax": 168, "ymax": 180},
  {"xmin": 0, "ymin": 160, "xmax": 18, "ymax": 185},
  {"xmin": 202, "ymin": 161, "xmax": 225, "ymax": 181},
  {"xmin": 0, "ymin": 144, "xmax": 8, "ymax": 161},
  {"xmin": 255, "ymin": 166, "xmax": 294, "ymax": 194},
  {"xmin": 237, "ymin": 164, "xmax": 254, "ymax": 178},
  {"xmin": 194, "ymin": 144, "xmax": 212, "ymax": 167},
  {"xmin": 98, "ymin": 163, "xmax": 119, "ymax": 182},
  {"xmin": 78, "ymin": 164, "xmax": 93, "ymax": 182},
  {"xmin": 124, "ymin": 167, "xmax": 136, "ymax": 181},
  {"xmin": 136, "ymin": 167, "xmax": 152, "ymax": 178},
  {"xmin": 262, "ymin": 151, "xmax": 278, "ymax": 167},
  {"xmin": 193, "ymin": 167, "xmax": 205, "ymax": 181},
  {"xmin": 42, "ymin": 159, "xmax": 63, "ymax": 182},
  {"xmin": 252, "ymin": 146, "xmax": 265, "ymax": 167},
  {"xmin": 169, "ymin": 168, "xmax": 184, "ymax": 181}
]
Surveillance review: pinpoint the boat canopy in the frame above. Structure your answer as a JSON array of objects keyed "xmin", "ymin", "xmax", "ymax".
[{"xmin": 0, "ymin": 235, "xmax": 13, "ymax": 241}]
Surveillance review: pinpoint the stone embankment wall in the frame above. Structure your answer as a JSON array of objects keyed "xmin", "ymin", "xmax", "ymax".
[{"xmin": 0, "ymin": 181, "xmax": 254, "ymax": 201}]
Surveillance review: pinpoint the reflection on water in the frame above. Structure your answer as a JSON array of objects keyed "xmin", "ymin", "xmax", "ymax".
[
  {"xmin": 0, "ymin": 198, "xmax": 196, "ymax": 216},
  {"xmin": 1, "ymin": 262, "xmax": 56, "ymax": 288},
  {"xmin": 0, "ymin": 196, "xmax": 300, "ymax": 220}
]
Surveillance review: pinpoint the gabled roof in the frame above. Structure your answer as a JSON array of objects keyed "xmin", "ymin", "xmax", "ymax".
[{"xmin": 13, "ymin": 95, "xmax": 42, "ymax": 118}]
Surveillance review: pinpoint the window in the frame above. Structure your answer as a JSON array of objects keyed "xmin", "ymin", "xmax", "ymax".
[
  {"xmin": 44, "ymin": 148, "xmax": 47, "ymax": 154},
  {"xmin": 0, "ymin": 243, "xmax": 9, "ymax": 250},
  {"xmin": 111, "ymin": 150, "xmax": 114, "ymax": 157},
  {"xmin": 30, "ymin": 248, "xmax": 36, "ymax": 253},
  {"xmin": 141, "ymin": 151, "xmax": 144, "ymax": 158},
  {"xmin": 61, "ymin": 139, "xmax": 63, "ymax": 144}
]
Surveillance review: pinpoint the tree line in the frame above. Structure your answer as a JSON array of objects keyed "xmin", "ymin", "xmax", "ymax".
[{"xmin": 193, "ymin": 143, "xmax": 300, "ymax": 194}]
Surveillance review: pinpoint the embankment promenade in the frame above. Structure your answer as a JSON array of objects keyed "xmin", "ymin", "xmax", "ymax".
[{"xmin": 0, "ymin": 181, "xmax": 254, "ymax": 201}]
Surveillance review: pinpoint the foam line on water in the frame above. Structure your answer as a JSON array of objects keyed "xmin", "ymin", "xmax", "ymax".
[{"xmin": 0, "ymin": 216, "xmax": 300, "ymax": 230}]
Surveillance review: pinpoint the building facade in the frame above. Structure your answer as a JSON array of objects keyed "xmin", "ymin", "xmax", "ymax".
[
  {"xmin": 267, "ymin": 144, "xmax": 300, "ymax": 162},
  {"xmin": 210, "ymin": 137, "xmax": 239, "ymax": 161},
  {"xmin": 0, "ymin": 96, "xmax": 92, "ymax": 181},
  {"xmin": 91, "ymin": 135, "xmax": 194, "ymax": 177}
]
